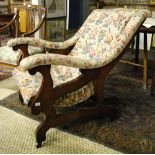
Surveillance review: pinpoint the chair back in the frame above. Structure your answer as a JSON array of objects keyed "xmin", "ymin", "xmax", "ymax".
[
  {"xmin": 70, "ymin": 9, "xmax": 150, "ymax": 67},
  {"xmin": 17, "ymin": 5, "xmax": 46, "ymax": 39}
]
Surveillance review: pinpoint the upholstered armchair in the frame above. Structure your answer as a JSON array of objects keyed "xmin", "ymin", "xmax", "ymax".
[
  {"xmin": 0, "ymin": 10, "xmax": 20, "ymax": 66},
  {"xmin": 7, "ymin": 8, "xmax": 150, "ymax": 148},
  {"xmin": 0, "ymin": 5, "xmax": 46, "ymax": 68}
]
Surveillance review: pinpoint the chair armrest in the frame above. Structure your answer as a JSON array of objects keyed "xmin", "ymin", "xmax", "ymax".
[
  {"xmin": 19, "ymin": 53, "xmax": 97, "ymax": 71},
  {"xmin": 23, "ymin": 7, "xmax": 46, "ymax": 37},
  {"xmin": 7, "ymin": 35, "xmax": 79, "ymax": 50}
]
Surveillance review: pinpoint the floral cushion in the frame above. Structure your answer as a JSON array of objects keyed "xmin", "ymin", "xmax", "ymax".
[
  {"xmin": 13, "ymin": 66, "xmax": 94, "ymax": 106},
  {"xmin": 10, "ymin": 8, "xmax": 150, "ymax": 106},
  {"xmin": 28, "ymin": 46, "xmax": 44, "ymax": 55},
  {"xmin": 0, "ymin": 45, "xmax": 44, "ymax": 65},
  {"xmin": 0, "ymin": 46, "xmax": 21, "ymax": 65}
]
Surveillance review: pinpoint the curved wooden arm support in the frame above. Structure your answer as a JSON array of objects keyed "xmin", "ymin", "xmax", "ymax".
[
  {"xmin": 23, "ymin": 7, "xmax": 46, "ymax": 37},
  {"xmin": 23, "ymin": 15, "xmax": 45, "ymax": 37},
  {"xmin": 23, "ymin": 19, "xmax": 45, "ymax": 37},
  {"xmin": 0, "ymin": 11, "xmax": 19, "ymax": 33}
]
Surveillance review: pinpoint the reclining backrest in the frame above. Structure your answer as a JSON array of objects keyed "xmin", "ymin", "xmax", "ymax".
[{"xmin": 70, "ymin": 8, "xmax": 150, "ymax": 67}]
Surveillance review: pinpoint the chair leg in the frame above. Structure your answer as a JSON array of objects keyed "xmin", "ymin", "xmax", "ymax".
[
  {"xmin": 36, "ymin": 119, "xmax": 52, "ymax": 148},
  {"xmin": 151, "ymin": 57, "xmax": 155, "ymax": 96},
  {"xmin": 93, "ymin": 75, "xmax": 118, "ymax": 121},
  {"xmin": 130, "ymin": 38, "xmax": 135, "ymax": 54},
  {"xmin": 143, "ymin": 50, "xmax": 148, "ymax": 90},
  {"xmin": 135, "ymin": 33, "xmax": 140, "ymax": 66},
  {"xmin": 143, "ymin": 33, "xmax": 148, "ymax": 90}
]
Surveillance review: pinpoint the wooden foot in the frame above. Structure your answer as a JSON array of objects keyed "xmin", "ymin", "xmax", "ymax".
[
  {"xmin": 36, "ymin": 130, "xmax": 46, "ymax": 148},
  {"xmin": 36, "ymin": 142, "xmax": 42, "ymax": 149},
  {"xmin": 35, "ymin": 120, "xmax": 52, "ymax": 148}
]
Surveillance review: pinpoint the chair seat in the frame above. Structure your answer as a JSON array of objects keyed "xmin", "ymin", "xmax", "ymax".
[
  {"xmin": 0, "ymin": 46, "xmax": 21, "ymax": 65},
  {"xmin": 0, "ymin": 46, "xmax": 44, "ymax": 65},
  {"xmin": 13, "ymin": 65, "xmax": 94, "ymax": 106}
]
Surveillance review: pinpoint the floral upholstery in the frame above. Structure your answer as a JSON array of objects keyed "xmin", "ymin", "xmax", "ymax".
[
  {"xmin": 13, "ymin": 67, "xmax": 94, "ymax": 106},
  {"xmin": 0, "ymin": 45, "xmax": 44, "ymax": 65},
  {"xmin": 8, "ymin": 8, "xmax": 150, "ymax": 106},
  {"xmin": 0, "ymin": 46, "xmax": 21, "ymax": 65}
]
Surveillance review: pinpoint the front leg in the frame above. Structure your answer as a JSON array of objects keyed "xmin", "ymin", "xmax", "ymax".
[
  {"xmin": 28, "ymin": 65, "xmax": 58, "ymax": 148},
  {"xmin": 36, "ymin": 118, "xmax": 53, "ymax": 148}
]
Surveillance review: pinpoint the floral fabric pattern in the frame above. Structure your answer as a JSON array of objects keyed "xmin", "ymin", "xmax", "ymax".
[
  {"xmin": 8, "ymin": 9, "xmax": 150, "ymax": 71},
  {"xmin": 8, "ymin": 8, "xmax": 150, "ymax": 106},
  {"xmin": 0, "ymin": 46, "xmax": 44, "ymax": 65},
  {"xmin": 13, "ymin": 66, "xmax": 94, "ymax": 106},
  {"xmin": 0, "ymin": 46, "xmax": 21, "ymax": 65}
]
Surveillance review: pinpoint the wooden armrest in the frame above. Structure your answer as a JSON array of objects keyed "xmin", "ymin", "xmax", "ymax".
[
  {"xmin": 0, "ymin": 10, "xmax": 19, "ymax": 35},
  {"xmin": 23, "ymin": 7, "xmax": 46, "ymax": 37}
]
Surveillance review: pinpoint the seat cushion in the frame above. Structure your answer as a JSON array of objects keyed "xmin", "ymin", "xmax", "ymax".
[
  {"xmin": 28, "ymin": 46, "xmax": 44, "ymax": 55},
  {"xmin": 13, "ymin": 66, "xmax": 94, "ymax": 106},
  {"xmin": 0, "ymin": 46, "xmax": 44, "ymax": 65},
  {"xmin": 0, "ymin": 46, "xmax": 21, "ymax": 65}
]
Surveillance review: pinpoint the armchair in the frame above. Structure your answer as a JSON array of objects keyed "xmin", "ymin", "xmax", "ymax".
[
  {"xmin": 7, "ymin": 8, "xmax": 150, "ymax": 148},
  {"xmin": 0, "ymin": 5, "xmax": 46, "ymax": 68},
  {"xmin": 0, "ymin": 10, "xmax": 20, "ymax": 67}
]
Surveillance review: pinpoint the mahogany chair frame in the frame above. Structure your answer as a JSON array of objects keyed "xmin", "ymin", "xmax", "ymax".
[{"xmin": 12, "ymin": 19, "xmax": 144, "ymax": 148}]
